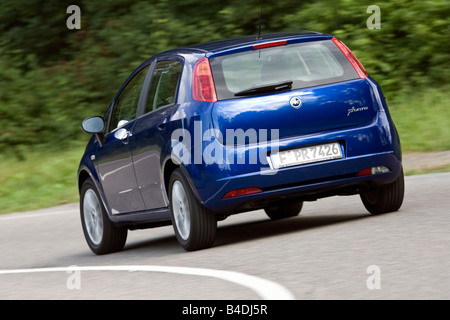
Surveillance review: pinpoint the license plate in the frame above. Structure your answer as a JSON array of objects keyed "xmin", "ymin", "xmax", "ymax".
[{"xmin": 270, "ymin": 142, "xmax": 342, "ymax": 169}]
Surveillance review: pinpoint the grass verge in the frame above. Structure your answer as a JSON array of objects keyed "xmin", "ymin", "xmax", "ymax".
[
  {"xmin": 387, "ymin": 86, "xmax": 450, "ymax": 153},
  {"xmin": 0, "ymin": 144, "xmax": 85, "ymax": 214}
]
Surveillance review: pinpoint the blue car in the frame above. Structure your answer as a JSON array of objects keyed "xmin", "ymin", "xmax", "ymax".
[{"xmin": 78, "ymin": 31, "xmax": 404, "ymax": 254}]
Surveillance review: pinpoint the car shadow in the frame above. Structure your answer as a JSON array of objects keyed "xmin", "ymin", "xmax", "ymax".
[
  {"xmin": 213, "ymin": 211, "xmax": 371, "ymax": 248},
  {"xmin": 121, "ymin": 210, "xmax": 372, "ymax": 255}
]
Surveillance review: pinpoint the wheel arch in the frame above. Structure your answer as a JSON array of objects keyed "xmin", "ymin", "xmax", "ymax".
[
  {"xmin": 162, "ymin": 156, "xmax": 203, "ymax": 205},
  {"xmin": 77, "ymin": 166, "xmax": 111, "ymax": 218},
  {"xmin": 163, "ymin": 158, "xmax": 179, "ymax": 196},
  {"xmin": 78, "ymin": 169, "xmax": 91, "ymax": 194}
]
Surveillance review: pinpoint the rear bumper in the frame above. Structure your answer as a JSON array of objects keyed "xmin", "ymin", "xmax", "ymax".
[
  {"xmin": 205, "ymin": 152, "xmax": 402, "ymax": 214},
  {"xmin": 187, "ymin": 111, "xmax": 402, "ymax": 214}
]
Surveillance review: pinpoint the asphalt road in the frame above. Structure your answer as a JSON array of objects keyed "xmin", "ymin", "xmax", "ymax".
[{"xmin": 1, "ymin": 172, "xmax": 449, "ymax": 300}]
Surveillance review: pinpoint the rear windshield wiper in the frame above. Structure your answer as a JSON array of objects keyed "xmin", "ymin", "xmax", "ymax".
[{"xmin": 234, "ymin": 80, "xmax": 293, "ymax": 97}]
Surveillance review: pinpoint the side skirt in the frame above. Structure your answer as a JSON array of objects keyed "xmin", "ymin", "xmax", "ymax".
[{"xmin": 109, "ymin": 207, "xmax": 172, "ymax": 230}]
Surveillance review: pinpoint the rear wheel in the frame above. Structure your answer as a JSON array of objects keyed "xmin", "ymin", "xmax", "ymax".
[
  {"xmin": 80, "ymin": 178, "xmax": 127, "ymax": 255},
  {"xmin": 264, "ymin": 201, "xmax": 303, "ymax": 220},
  {"xmin": 169, "ymin": 169, "xmax": 217, "ymax": 251},
  {"xmin": 360, "ymin": 168, "xmax": 405, "ymax": 215}
]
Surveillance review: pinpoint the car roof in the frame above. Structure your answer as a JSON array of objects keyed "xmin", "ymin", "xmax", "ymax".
[{"xmin": 159, "ymin": 31, "xmax": 331, "ymax": 57}]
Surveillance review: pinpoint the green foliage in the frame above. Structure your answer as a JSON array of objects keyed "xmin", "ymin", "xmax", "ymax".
[
  {"xmin": 0, "ymin": 0, "xmax": 449, "ymax": 156},
  {"xmin": 282, "ymin": 0, "xmax": 450, "ymax": 93}
]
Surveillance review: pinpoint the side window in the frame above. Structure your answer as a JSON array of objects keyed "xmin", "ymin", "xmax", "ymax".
[
  {"xmin": 109, "ymin": 65, "xmax": 149, "ymax": 132},
  {"xmin": 145, "ymin": 60, "xmax": 182, "ymax": 114}
]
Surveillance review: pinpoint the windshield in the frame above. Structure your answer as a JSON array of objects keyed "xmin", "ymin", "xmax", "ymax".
[{"xmin": 210, "ymin": 40, "xmax": 359, "ymax": 100}]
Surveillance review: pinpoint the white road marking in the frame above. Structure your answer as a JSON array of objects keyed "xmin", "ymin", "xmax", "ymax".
[
  {"xmin": 0, "ymin": 210, "xmax": 77, "ymax": 221},
  {"xmin": 0, "ymin": 265, "xmax": 295, "ymax": 300}
]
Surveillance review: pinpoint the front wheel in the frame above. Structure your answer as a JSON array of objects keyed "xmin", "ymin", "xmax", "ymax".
[
  {"xmin": 169, "ymin": 169, "xmax": 217, "ymax": 251},
  {"xmin": 360, "ymin": 168, "xmax": 405, "ymax": 215},
  {"xmin": 80, "ymin": 178, "xmax": 127, "ymax": 255}
]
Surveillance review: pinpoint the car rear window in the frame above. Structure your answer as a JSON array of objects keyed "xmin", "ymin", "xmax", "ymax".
[{"xmin": 210, "ymin": 40, "xmax": 359, "ymax": 100}]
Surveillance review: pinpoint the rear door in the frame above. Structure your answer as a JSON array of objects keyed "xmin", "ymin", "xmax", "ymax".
[{"xmin": 131, "ymin": 58, "xmax": 183, "ymax": 210}]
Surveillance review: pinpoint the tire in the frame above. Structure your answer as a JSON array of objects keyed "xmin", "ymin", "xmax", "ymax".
[
  {"xmin": 80, "ymin": 178, "xmax": 127, "ymax": 255},
  {"xmin": 264, "ymin": 201, "xmax": 303, "ymax": 220},
  {"xmin": 169, "ymin": 168, "xmax": 217, "ymax": 251},
  {"xmin": 360, "ymin": 168, "xmax": 405, "ymax": 215}
]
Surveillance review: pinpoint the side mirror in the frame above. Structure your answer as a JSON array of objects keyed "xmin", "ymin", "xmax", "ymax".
[
  {"xmin": 81, "ymin": 116, "xmax": 106, "ymax": 147},
  {"xmin": 81, "ymin": 116, "xmax": 105, "ymax": 134}
]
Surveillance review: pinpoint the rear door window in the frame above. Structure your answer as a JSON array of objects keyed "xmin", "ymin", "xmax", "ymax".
[
  {"xmin": 145, "ymin": 60, "xmax": 182, "ymax": 113},
  {"xmin": 210, "ymin": 40, "xmax": 359, "ymax": 100}
]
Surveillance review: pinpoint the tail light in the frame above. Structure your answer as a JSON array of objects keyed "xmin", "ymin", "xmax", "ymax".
[
  {"xmin": 222, "ymin": 187, "xmax": 263, "ymax": 199},
  {"xmin": 193, "ymin": 57, "xmax": 217, "ymax": 102},
  {"xmin": 332, "ymin": 37, "xmax": 367, "ymax": 79},
  {"xmin": 357, "ymin": 166, "xmax": 390, "ymax": 176}
]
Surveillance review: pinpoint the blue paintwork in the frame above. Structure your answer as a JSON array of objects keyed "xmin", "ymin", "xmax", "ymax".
[
  {"xmin": 211, "ymin": 79, "xmax": 378, "ymax": 144},
  {"xmin": 78, "ymin": 32, "xmax": 402, "ymax": 228}
]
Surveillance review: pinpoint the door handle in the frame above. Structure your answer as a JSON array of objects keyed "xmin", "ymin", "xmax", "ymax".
[
  {"xmin": 157, "ymin": 118, "xmax": 168, "ymax": 130},
  {"xmin": 114, "ymin": 128, "xmax": 132, "ymax": 143}
]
